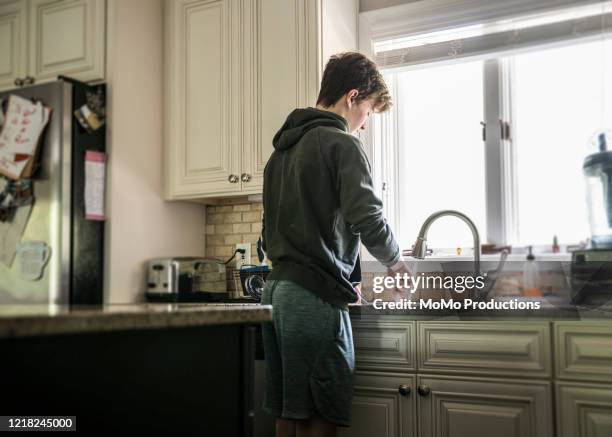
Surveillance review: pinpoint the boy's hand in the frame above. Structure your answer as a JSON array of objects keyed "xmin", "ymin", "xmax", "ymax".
[
  {"xmin": 353, "ymin": 283, "xmax": 367, "ymax": 305},
  {"xmin": 387, "ymin": 259, "xmax": 412, "ymax": 301}
]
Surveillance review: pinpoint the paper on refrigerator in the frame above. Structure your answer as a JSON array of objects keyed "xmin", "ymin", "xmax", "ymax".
[
  {"xmin": 0, "ymin": 95, "xmax": 51, "ymax": 179},
  {"xmin": 84, "ymin": 150, "xmax": 107, "ymax": 221}
]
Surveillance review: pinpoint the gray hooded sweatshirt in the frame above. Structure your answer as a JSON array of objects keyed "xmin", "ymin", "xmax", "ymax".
[{"xmin": 262, "ymin": 107, "xmax": 401, "ymax": 308}]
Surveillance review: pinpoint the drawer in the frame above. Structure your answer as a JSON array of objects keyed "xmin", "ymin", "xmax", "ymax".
[
  {"xmin": 418, "ymin": 322, "xmax": 551, "ymax": 377},
  {"xmin": 351, "ymin": 320, "xmax": 416, "ymax": 373},
  {"xmin": 555, "ymin": 322, "xmax": 612, "ymax": 382},
  {"xmin": 556, "ymin": 381, "xmax": 612, "ymax": 437}
]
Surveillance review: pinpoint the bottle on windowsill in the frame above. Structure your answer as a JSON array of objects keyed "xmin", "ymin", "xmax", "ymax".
[
  {"xmin": 522, "ymin": 245, "xmax": 542, "ymax": 297},
  {"xmin": 552, "ymin": 235, "xmax": 560, "ymax": 253}
]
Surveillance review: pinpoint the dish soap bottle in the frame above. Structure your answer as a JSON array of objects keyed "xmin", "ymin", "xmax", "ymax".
[{"xmin": 522, "ymin": 246, "xmax": 542, "ymax": 297}]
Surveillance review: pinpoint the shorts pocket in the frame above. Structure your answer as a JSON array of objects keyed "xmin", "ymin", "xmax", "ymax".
[{"xmin": 261, "ymin": 279, "xmax": 277, "ymax": 305}]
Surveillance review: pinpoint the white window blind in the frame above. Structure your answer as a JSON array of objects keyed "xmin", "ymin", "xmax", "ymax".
[{"xmin": 374, "ymin": 1, "xmax": 612, "ymax": 70}]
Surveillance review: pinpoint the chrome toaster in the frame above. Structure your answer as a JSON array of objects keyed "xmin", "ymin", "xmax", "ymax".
[
  {"xmin": 146, "ymin": 257, "xmax": 227, "ymax": 295},
  {"xmin": 146, "ymin": 257, "xmax": 197, "ymax": 294}
]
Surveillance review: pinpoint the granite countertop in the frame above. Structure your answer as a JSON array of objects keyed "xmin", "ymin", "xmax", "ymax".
[{"xmin": 0, "ymin": 303, "xmax": 272, "ymax": 339}]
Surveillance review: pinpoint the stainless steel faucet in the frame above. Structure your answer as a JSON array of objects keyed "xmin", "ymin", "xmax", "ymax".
[{"xmin": 411, "ymin": 210, "xmax": 481, "ymax": 275}]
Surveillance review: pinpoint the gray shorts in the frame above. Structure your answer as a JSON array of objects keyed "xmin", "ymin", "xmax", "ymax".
[{"xmin": 261, "ymin": 279, "xmax": 355, "ymax": 427}]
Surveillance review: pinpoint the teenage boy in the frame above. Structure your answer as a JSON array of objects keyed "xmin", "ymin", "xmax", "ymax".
[{"xmin": 261, "ymin": 52, "xmax": 408, "ymax": 437}]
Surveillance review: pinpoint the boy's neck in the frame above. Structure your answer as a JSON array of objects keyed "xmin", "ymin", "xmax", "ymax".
[{"xmin": 315, "ymin": 104, "xmax": 348, "ymax": 123}]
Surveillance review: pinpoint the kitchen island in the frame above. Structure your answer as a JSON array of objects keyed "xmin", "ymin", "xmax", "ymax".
[
  {"xmin": 0, "ymin": 303, "xmax": 272, "ymax": 435},
  {"xmin": 0, "ymin": 302, "xmax": 272, "ymax": 338}
]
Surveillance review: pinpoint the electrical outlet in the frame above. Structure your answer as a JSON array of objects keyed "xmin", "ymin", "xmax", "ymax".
[{"xmin": 235, "ymin": 243, "xmax": 251, "ymax": 269}]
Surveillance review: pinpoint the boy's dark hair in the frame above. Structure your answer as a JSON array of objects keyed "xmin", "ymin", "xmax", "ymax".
[{"xmin": 316, "ymin": 52, "xmax": 392, "ymax": 112}]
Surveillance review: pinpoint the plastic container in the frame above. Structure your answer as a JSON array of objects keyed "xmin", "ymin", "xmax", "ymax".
[{"xmin": 584, "ymin": 131, "xmax": 612, "ymax": 248}]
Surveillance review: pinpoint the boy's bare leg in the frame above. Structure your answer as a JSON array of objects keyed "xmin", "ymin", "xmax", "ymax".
[
  {"xmin": 296, "ymin": 415, "xmax": 337, "ymax": 437},
  {"xmin": 276, "ymin": 418, "xmax": 296, "ymax": 437}
]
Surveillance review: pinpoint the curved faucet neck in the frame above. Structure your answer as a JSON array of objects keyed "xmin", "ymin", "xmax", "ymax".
[{"xmin": 414, "ymin": 210, "xmax": 481, "ymax": 275}]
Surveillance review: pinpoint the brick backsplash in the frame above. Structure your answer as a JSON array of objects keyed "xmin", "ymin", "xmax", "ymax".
[
  {"xmin": 205, "ymin": 200, "xmax": 263, "ymax": 265},
  {"xmin": 205, "ymin": 199, "xmax": 265, "ymax": 295}
]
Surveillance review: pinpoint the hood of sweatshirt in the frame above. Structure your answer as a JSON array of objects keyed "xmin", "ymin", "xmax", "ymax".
[{"xmin": 272, "ymin": 107, "xmax": 349, "ymax": 151}]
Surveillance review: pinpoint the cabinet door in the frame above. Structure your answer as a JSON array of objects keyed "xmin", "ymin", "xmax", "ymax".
[
  {"xmin": 28, "ymin": 0, "xmax": 105, "ymax": 84},
  {"xmin": 164, "ymin": 0, "xmax": 241, "ymax": 198},
  {"xmin": 417, "ymin": 375, "xmax": 553, "ymax": 437},
  {"xmin": 339, "ymin": 372, "xmax": 416, "ymax": 437},
  {"xmin": 555, "ymin": 322, "xmax": 612, "ymax": 383},
  {"xmin": 240, "ymin": 0, "xmax": 319, "ymax": 194},
  {"xmin": 556, "ymin": 382, "xmax": 612, "ymax": 437},
  {"xmin": 0, "ymin": 0, "xmax": 27, "ymax": 91}
]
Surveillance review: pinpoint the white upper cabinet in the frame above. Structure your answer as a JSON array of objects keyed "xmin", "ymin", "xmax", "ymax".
[
  {"xmin": 164, "ymin": 0, "xmax": 241, "ymax": 197},
  {"xmin": 241, "ymin": 0, "xmax": 319, "ymax": 194},
  {"xmin": 28, "ymin": 0, "xmax": 105, "ymax": 83},
  {"xmin": 164, "ymin": 0, "xmax": 358, "ymax": 200},
  {"xmin": 164, "ymin": 0, "xmax": 241, "ymax": 199},
  {"xmin": 0, "ymin": 1, "xmax": 27, "ymax": 91},
  {"xmin": 0, "ymin": 0, "xmax": 105, "ymax": 91}
]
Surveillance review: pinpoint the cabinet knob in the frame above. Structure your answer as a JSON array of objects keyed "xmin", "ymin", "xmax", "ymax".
[
  {"xmin": 228, "ymin": 174, "xmax": 239, "ymax": 183},
  {"xmin": 23, "ymin": 76, "xmax": 35, "ymax": 85},
  {"xmin": 241, "ymin": 173, "xmax": 251, "ymax": 183},
  {"xmin": 14, "ymin": 78, "xmax": 24, "ymax": 87},
  {"xmin": 398, "ymin": 384, "xmax": 411, "ymax": 396},
  {"xmin": 417, "ymin": 385, "xmax": 431, "ymax": 396}
]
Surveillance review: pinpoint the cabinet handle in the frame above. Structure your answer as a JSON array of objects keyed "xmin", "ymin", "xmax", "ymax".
[
  {"xmin": 14, "ymin": 78, "xmax": 24, "ymax": 87},
  {"xmin": 23, "ymin": 76, "xmax": 35, "ymax": 85},
  {"xmin": 241, "ymin": 173, "xmax": 251, "ymax": 183},
  {"xmin": 398, "ymin": 384, "xmax": 411, "ymax": 396},
  {"xmin": 228, "ymin": 174, "xmax": 239, "ymax": 184},
  {"xmin": 417, "ymin": 385, "xmax": 431, "ymax": 396}
]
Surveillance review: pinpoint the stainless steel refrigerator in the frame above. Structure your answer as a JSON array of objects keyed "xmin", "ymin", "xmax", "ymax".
[{"xmin": 0, "ymin": 78, "xmax": 105, "ymax": 305}]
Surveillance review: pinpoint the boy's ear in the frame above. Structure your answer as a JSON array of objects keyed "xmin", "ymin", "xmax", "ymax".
[{"xmin": 346, "ymin": 89, "xmax": 359, "ymax": 108}]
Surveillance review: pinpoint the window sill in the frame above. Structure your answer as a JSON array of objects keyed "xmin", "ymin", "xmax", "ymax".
[
  {"xmin": 405, "ymin": 253, "xmax": 571, "ymax": 262},
  {"xmin": 360, "ymin": 248, "xmax": 572, "ymax": 270}
]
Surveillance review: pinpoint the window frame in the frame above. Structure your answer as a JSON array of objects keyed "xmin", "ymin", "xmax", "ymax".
[{"xmin": 361, "ymin": 0, "xmax": 611, "ymax": 254}]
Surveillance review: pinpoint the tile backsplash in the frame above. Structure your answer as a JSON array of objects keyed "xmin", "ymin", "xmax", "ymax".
[
  {"xmin": 205, "ymin": 199, "xmax": 263, "ymax": 265},
  {"xmin": 205, "ymin": 198, "xmax": 264, "ymax": 295}
]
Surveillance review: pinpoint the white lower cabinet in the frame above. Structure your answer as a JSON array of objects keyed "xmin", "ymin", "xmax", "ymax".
[
  {"xmin": 345, "ymin": 319, "xmax": 570, "ymax": 437},
  {"xmin": 418, "ymin": 375, "xmax": 553, "ymax": 437},
  {"xmin": 339, "ymin": 372, "xmax": 416, "ymax": 437},
  {"xmin": 554, "ymin": 322, "xmax": 612, "ymax": 437},
  {"xmin": 556, "ymin": 381, "xmax": 612, "ymax": 437},
  {"xmin": 554, "ymin": 322, "xmax": 612, "ymax": 382},
  {"xmin": 340, "ymin": 371, "xmax": 552, "ymax": 437}
]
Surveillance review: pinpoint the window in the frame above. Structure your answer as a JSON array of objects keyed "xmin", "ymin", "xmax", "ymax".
[
  {"xmin": 372, "ymin": 2, "xmax": 612, "ymax": 252},
  {"xmin": 393, "ymin": 60, "xmax": 486, "ymax": 250},
  {"xmin": 511, "ymin": 40, "xmax": 612, "ymax": 245}
]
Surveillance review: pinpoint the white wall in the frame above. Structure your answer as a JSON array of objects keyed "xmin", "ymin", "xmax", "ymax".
[
  {"xmin": 104, "ymin": 0, "xmax": 206, "ymax": 303},
  {"xmin": 322, "ymin": 0, "xmax": 359, "ymax": 64}
]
